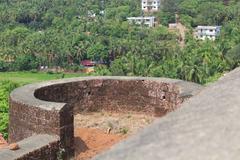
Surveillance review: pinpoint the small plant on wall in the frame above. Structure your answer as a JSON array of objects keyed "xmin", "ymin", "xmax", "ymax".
[{"xmin": 57, "ymin": 147, "xmax": 65, "ymax": 160}]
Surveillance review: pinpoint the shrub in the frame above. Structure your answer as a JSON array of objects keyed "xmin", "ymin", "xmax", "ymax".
[
  {"xmin": 13, "ymin": 54, "xmax": 39, "ymax": 71},
  {"xmin": 0, "ymin": 60, "xmax": 9, "ymax": 72},
  {"xmin": 119, "ymin": 127, "xmax": 129, "ymax": 135},
  {"xmin": 56, "ymin": 73, "xmax": 65, "ymax": 79},
  {"xmin": 94, "ymin": 65, "xmax": 111, "ymax": 76},
  {"xmin": 0, "ymin": 81, "xmax": 19, "ymax": 139},
  {"xmin": 66, "ymin": 64, "xmax": 84, "ymax": 72},
  {"xmin": 30, "ymin": 69, "xmax": 38, "ymax": 73},
  {"xmin": 47, "ymin": 71, "xmax": 54, "ymax": 74}
]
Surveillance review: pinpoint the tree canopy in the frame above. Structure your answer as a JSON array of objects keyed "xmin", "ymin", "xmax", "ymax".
[{"xmin": 0, "ymin": 0, "xmax": 240, "ymax": 84}]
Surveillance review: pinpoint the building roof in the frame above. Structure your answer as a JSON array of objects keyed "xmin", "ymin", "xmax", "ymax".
[
  {"xmin": 196, "ymin": 26, "xmax": 221, "ymax": 30},
  {"xmin": 127, "ymin": 16, "xmax": 155, "ymax": 20},
  {"xmin": 81, "ymin": 60, "xmax": 96, "ymax": 66},
  {"xmin": 142, "ymin": 0, "xmax": 160, "ymax": 2}
]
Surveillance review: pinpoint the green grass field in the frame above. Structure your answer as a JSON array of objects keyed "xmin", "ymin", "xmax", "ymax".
[
  {"xmin": 0, "ymin": 72, "xmax": 90, "ymax": 138},
  {"xmin": 0, "ymin": 71, "xmax": 87, "ymax": 85}
]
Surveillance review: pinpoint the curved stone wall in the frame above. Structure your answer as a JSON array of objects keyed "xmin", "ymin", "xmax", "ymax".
[
  {"xmin": 34, "ymin": 79, "xmax": 186, "ymax": 116},
  {"xmin": 7, "ymin": 77, "xmax": 202, "ymax": 159},
  {"xmin": 93, "ymin": 68, "xmax": 240, "ymax": 160}
]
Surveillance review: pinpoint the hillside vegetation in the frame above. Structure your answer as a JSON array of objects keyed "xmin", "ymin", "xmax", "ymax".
[
  {"xmin": 0, "ymin": 0, "xmax": 240, "ymax": 84},
  {"xmin": 0, "ymin": 81, "xmax": 19, "ymax": 138}
]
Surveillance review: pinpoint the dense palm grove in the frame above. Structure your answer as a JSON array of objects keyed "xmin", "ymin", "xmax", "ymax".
[{"xmin": 0, "ymin": 0, "xmax": 240, "ymax": 84}]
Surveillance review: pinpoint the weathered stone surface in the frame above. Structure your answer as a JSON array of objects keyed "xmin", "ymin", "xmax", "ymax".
[
  {"xmin": 0, "ymin": 135, "xmax": 59, "ymax": 160},
  {"xmin": 94, "ymin": 68, "xmax": 240, "ymax": 160},
  {"xmin": 7, "ymin": 76, "xmax": 202, "ymax": 160}
]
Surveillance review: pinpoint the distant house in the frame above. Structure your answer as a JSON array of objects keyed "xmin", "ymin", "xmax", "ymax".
[
  {"xmin": 100, "ymin": 10, "xmax": 105, "ymax": 15},
  {"xmin": 142, "ymin": 0, "xmax": 160, "ymax": 12},
  {"xmin": 81, "ymin": 60, "xmax": 96, "ymax": 67},
  {"xmin": 195, "ymin": 26, "xmax": 221, "ymax": 40},
  {"xmin": 168, "ymin": 23, "xmax": 177, "ymax": 29},
  {"xmin": 87, "ymin": 10, "xmax": 96, "ymax": 18},
  {"xmin": 80, "ymin": 60, "xmax": 96, "ymax": 73},
  {"xmin": 127, "ymin": 16, "xmax": 156, "ymax": 27}
]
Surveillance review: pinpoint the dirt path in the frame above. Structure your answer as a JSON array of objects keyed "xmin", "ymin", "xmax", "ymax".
[
  {"xmin": 75, "ymin": 128, "xmax": 125, "ymax": 160},
  {"xmin": 74, "ymin": 112, "xmax": 155, "ymax": 160},
  {"xmin": 176, "ymin": 22, "xmax": 187, "ymax": 48},
  {"xmin": 168, "ymin": 14, "xmax": 188, "ymax": 48}
]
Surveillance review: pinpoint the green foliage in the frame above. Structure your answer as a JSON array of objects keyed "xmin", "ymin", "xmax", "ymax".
[
  {"xmin": 224, "ymin": 44, "xmax": 240, "ymax": 69},
  {"xmin": 0, "ymin": 81, "xmax": 19, "ymax": 139},
  {"xmin": 13, "ymin": 54, "xmax": 39, "ymax": 71},
  {"xmin": 0, "ymin": 72, "xmax": 85, "ymax": 84},
  {"xmin": 157, "ymin": 11, "xmax": 175, "ymax": 26},
  {"xmin": 94, "ymin": 65, "xmax": 111, "ymax": 76},
  {"xmin": 205, "ymin": 72, "xmax": 224, "ymax": 85},
  {"xmin": 87, "ymin": 42, "xmax": 108, "ymax": 61},
  {"xmin": 110, "ymin": 58, "xmax": 128, "ymax": 76},
  {"xmin": 0, "ymin": 0, "xmax": 239, "ymax": 85},
  {"xmin": 0, "ymin": 60, "xmax": 9, "ymax": 71},
  {"xmin": 119, "ymin": 127, "xmax": 129, "ymax": 135},
  {"xmin": 65, "ymin": 64, "xmax": 84, "ymax": 72}
]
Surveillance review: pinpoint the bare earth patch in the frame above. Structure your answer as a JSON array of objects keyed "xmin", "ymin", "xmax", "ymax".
[
  {"xmin": 0, "ymin": 134, "xmax": 8, "ymax": 149},
  {"xmin": 74, "ymin": 112, "xmax": 155, "ymax": 160}
]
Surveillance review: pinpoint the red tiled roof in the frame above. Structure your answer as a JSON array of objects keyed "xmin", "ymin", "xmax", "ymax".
[{"xmin": 81, "ymin": 60, "xmax": 96, "ymax": 66}]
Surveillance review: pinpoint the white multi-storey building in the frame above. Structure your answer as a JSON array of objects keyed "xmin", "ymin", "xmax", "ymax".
[
  {"xmin": 142, "ymin": 0, "xmax": 160, "ymax": 12},
  {"xmin": 195, "ymin": 26, "xmax": 221, "ymax": 40},
  {"xmin": 127, "ymin": 16, "xmax": 156, "ymax": 27}
]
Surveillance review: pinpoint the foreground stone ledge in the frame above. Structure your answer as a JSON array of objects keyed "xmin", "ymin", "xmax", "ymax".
[
  {"xmin": 7, "ymin": 76, "xmax": 202, "ymax": 159},
  {"xmin": 0, "ymin": 135, "xmax": 59, "ymax": 160},
  {"xmin": 94, "ymin": 69, "xmax": 240, "ymax": 160}
]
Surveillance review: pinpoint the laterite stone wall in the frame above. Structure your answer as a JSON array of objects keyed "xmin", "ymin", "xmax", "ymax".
[
  {"xmin": 4, "ymin": 77, "xmax": 202, "ymax": 160},
  {"xmin": 35, "ymin": 79, "xmax": 183, "ymax": 116}
]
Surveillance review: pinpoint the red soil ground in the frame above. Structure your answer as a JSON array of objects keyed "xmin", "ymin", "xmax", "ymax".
[
  {"xmin": 74, "ymin": 128, "xmax": 126, "ymax": 160},
  {"xmin": 74, "ymin": 112, "xmax": 155, "ymax": 160},
  {"xmin": 0, "ymin": 134, "xmax": 8, "ymax": 149}
]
